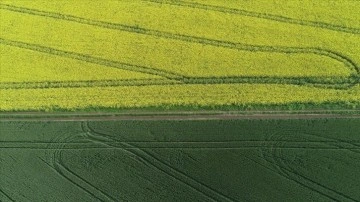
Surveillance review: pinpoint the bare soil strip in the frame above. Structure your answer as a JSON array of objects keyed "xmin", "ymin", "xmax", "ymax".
[{"xmin": 1, "ymin": 111, "xmax": 359, "ymax": 122}]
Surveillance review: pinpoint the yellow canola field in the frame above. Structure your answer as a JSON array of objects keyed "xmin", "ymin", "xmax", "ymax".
[
  {"xmin": 1, "ymin": 84, "xmax": 360, "ymax": 111},
  {"xmin": 188, "ymin": 0, "xmax": 360, "ymax": 29},
  {"xmin": 0, "ymin": 0, "xmax": 359, "ymax": 111},
  {"xmin": 1, "ymin": 1, "xmax": 358, "ymax": 78},
  {"xmin": 0, "ymin": 45, "xmax": 160, "ymax": 82}
]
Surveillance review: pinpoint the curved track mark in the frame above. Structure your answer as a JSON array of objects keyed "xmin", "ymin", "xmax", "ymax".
[
  {"xmin": 276, "ymin": 142, "xmax": 357, "ymax": 202},
  {"xmin": 81, "ymin": 124, "xmax": 221, "ymax": 202},
  {"xmin": 0, "ymin": 4, "xmax": 358, "ymax": 74},
  {"xmin": 2, "ymin": 38, "xmax": 358, "ymax": 90},
  {"xmin": 258, "ymin": 131, "xmax": 339, "ymax": 201},
  {"xmin": 0, "ymin": 38, "xmax": 184, "ymax": 81},
  {"xmin": 299, "ymin": 132, "xmax": 360, "ymax": 155},
  {"xmin": 82, "ymin": 122, "xmax": 238, "ymax": 202},
  {"xmin": 262, "ymin": 132, "xmax": 357, "ymax": 201},
  {"xmin": 42, "ymin": 134, "xmax": 117, "ymax": 202}
]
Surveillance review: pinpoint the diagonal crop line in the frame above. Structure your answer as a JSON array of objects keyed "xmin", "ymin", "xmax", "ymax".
[
  {"xmin": 0, "ymin": 78, "xmax": 179, "ymax": 89},
  {"xmin": 39, "ymin": 157, "xmax": 108, "ymax": 202},
  {"xmin": 44, "ymin": 134, "xmax": 119, "ymax": 202},
  {"xmin": 82, "ymin": 122, "xmax": 238, "ymax": 202},
  {"xmin": 1, "ymin": 3, "xmax": 359, "ymax": 74},
  {"xmin": 268, "ymin": 135, "xmax": 358, "ymax": 202},
  {"xmin": 259, "ymin": 132, "xmax": 341, "ymax": 201},
  {"xmin": 183, "ymin": 76, "xmax": 360, "ymax": 87},
  {"xmin": 300, "ymin": 132, "xmax": 360, "ymax": 155},
  {"xmin": 145, "ymin": 0, "xmax": 360, "ymax": 35},
  {"xmin": 0, "ymin": 38, "xmax": 184, "ymax": 81},
  {"xmin": 0, "ymin": 189, "xmax": 15, "ymax": 202},
  {"xmin": 0, "ymin": 76, "xmax": 359, "ymax": 90}
]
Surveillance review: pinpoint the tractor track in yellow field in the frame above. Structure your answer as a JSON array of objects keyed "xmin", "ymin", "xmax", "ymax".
[
  {"xmin": 1, "ymin": 37, "xmax": 359, "ymax": 90},
  {"xmin": 1, "ymin": 4, "xmax": 359, "ymax": 75},
  {"xmin": 1, "ymin": 3, "xmax": 359, "ymax": 91},
  {"xmin": 1, "ymin": 76, "xmax": 359, "ymax": 90},
  {"xmin": 145, "ymin": 0, "xmax": 360, "ymax": 35}
]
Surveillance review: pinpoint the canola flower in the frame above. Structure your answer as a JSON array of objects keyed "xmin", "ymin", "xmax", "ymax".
[{"xmin": 0, "ymin": 0, "xmax": 359, "ymax": 111}]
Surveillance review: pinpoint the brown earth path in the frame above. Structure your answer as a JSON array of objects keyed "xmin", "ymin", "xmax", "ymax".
[{"xmin": 1, "ymin": 110, "xmax": 360, "ymax": 122}]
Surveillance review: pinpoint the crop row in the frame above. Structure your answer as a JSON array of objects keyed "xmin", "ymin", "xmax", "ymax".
[
  {"xmin": 1, "ymin": 84, "xmax": 359, "ymax": 111},
  {"xmin": 1, "ymin": 76, "xmax": 359, "ymax": 90},
  {"xmin": 147, "ymin": 0, "xmax": 360, "ymax": 34}
]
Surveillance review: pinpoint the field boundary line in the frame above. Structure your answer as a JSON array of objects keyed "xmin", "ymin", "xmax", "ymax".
[
  {"xmin": 2, "ymin": 142, "xmax": 360, "ymax": 150},
  {"xmin": 3, "ymin": 140, "xmax": 360, "ymax": 144},
  {"xmin": 1, "ymin": 113, "xmax": 360, "ymax": 122},
  {"xmin": 1, "ymin": 109, "xmax": 360, "ymax": 116}
]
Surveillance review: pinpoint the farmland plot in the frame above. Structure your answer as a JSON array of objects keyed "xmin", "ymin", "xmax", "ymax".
[
  {"xmin": 0, "ymin": 0, "xmax": 360, "ymax": 111},
  {"xmin": 1, "ymin": 118, "xmax": 360, "ymax": 201}
]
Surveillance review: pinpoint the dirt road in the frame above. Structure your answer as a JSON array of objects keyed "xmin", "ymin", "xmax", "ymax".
[{"xmin": 1, "ymin": 110, "xmax": 359, "ymax": 122}]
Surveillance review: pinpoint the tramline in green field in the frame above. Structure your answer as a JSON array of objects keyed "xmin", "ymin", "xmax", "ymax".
[{"xmin": 1, "ymin": 118, "xmax": 360, "ymax": 201}]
